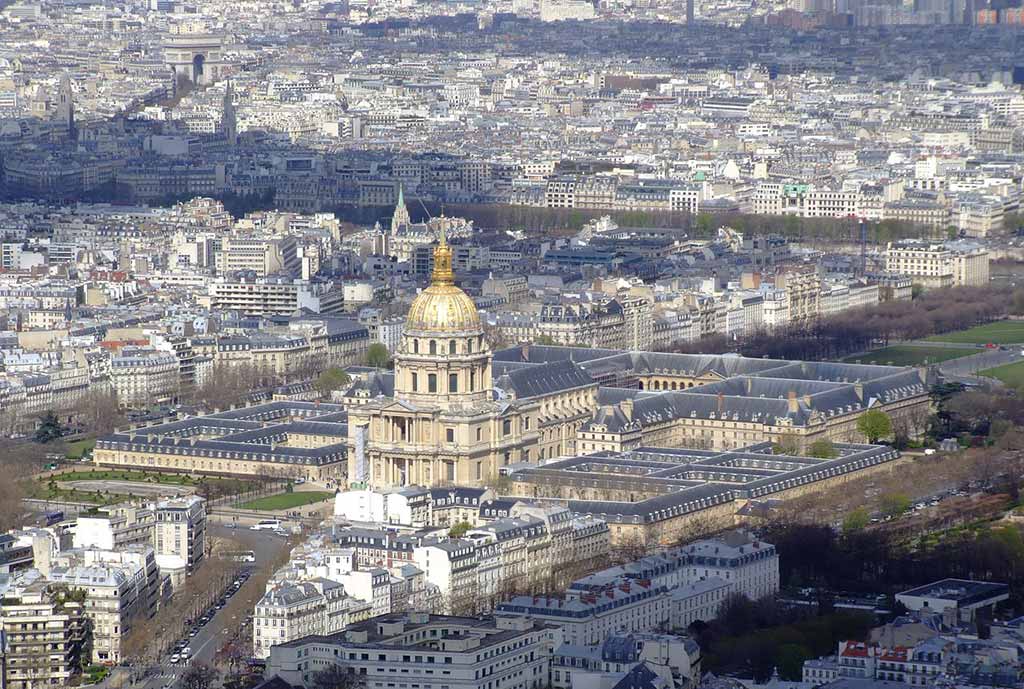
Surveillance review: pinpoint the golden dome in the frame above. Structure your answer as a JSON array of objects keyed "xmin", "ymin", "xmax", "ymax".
[
  {"xmin": 404, "ymin": 224, "xmax": 481, "ymax": 334},
  {"xmin": 406, "ymin": 283, "xmax": 481, "ymax": 333}
]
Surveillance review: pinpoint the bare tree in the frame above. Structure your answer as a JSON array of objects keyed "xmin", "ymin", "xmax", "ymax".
[
  {"xmin": 74, "ymin": 387, "xmax": 125, "ymax": 435},
  {"xmin": 311, "ymin": 664, "xmax": 365, "ymax": 689},
  {"xmin": 192, "ymin": 363, "xmax": 263, "ymax": 411},
  {"xmin": 181, "ymin": 662, "xmax": 220, "ymax": 689}
]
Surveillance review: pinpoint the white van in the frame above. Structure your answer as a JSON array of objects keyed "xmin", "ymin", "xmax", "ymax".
[{"xmin": 250, "ymin": 519, "xmax": 282, "ymax": 531}]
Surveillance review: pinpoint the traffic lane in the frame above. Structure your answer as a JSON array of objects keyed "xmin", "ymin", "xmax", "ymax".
[
  {"xmin": 939, "ymin": 348, "xmax": 1021, "ymax": 376},
  {"xmin": 139, "ymin": 528, "xmax": 289, "ymax": 687},
  {"xmin": 211, "ymin": 522, "xmax": 291, "ymax": 564}
]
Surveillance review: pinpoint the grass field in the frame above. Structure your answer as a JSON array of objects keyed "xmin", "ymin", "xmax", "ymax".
[
  {"xmin": 56, "ymin": 469, "xmax": 199, "ymax": 484},
  {"xmin": 239, "ymin": 491, "xmax": 334, "ymax": 511},
  {"xmin": 979, "ymin": 360, "xmax": 1024, "ymax": 388},
  {"xmin": 64, "ymin": 439, "xmax": 96, "ymax": 459},
  {"xmin": 927, "ymin": 320, "xmax": 1024, "ymax": 345},
  {"xmin": 844, "ymin": 346, "xmax": 977, "ymax": 366}
]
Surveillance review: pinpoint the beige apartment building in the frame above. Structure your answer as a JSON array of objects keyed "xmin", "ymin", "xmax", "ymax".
[
  {"xmin": 885, "ymin": 240, "xmax": 990, "ymax": 289},
  {"xmin": 110, "ymin": 347, "xmax": 180, "ymax": 407},
  {"xmin": 774, "ymin": 269, "xmax": 820, "ymax": 325},
  {"xmin": 0, "ymin": 579, "xmax": 87, "ymax": 689}
]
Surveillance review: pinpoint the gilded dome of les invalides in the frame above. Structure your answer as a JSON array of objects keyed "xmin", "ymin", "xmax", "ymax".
[{"xmin": 404, "ymin": 229, "xmax": 482, "ymax": 334}]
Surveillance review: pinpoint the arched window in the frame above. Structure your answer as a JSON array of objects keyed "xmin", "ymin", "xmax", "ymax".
[
  {"xmin": 449, "ymin": 373, "xmax": 458, "ymax": 393},
  {"xmin": 470, "ymin": 370, "xmax": 476, "ymax": 391},
  {"xmin": 428, "ymin": 374, "xmax": 437, "ymax": 393},
  {"xmin": 413, "ymin": 339, "xmax": 419, "ymax": 354},
  {"xmin": 429, "ymin": 340, "xmax": 437, "ymax": 355},
  {"xmin": 449, "ymin": 340, "xmax": 457, "ymax": 354}
]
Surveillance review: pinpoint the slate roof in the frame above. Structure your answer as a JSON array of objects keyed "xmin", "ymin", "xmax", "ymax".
[{"xmin": 495, "ymin": 360, "xmax": 595, "ymax": 399}]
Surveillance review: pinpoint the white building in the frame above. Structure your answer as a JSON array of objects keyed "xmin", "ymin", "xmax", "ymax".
[
  {"xmin": 153, "ymin": 495, "xmax": 206, "ymax": 586},
  {"xmin": 253, "ymin": 579, "xmax": 368, "ymax": 660},
  {"xmin": 265, "ymin": 612, "xmax": 555, "ymax": 689},
  {"xmin": 497, "ymin": 579, "xmax": 672, "ymax": 645}
]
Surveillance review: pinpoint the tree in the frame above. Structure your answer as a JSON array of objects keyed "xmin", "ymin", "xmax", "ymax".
[
  {"xmin": 192, "ymin": 363, "xmax": 262, "ymax": 412},
  {"xmin": 315, "ymin": 368, "xmax": 351, "ymax": 396},
  {"xmin": 74, "ymin": 388, "xmax": 124, "ymax": 436},
  {"xmin": 534, "ymin": 334, "xmax": 556, "ymax": 345},
  {"xmin": 365, "ymin": 343, "xmax": 390, "ymax": 369},
  {"xmin": 879, "ymin": 493, "xmax": 911, "ymax": 518},
  {"xmin": 311, "ymin": 664, "xmax": 364, "ymax": 689},
  {"xmin": 448, "ymin": 521, "xmax": 472, "ymax": 538},
  {"xmin": 772, "ymin": 434, "xmax": 800, "ymax": 456},
  {"xmin": 34, "ymin": 411, "xmax": 64, "ymax": 444},
  {"xmin": 181, "ymin": 662, "xmax": 219, "ymax": 689},
  {"xmin": 842, "ymin": 507, "xmax": 870, "ymax": 533},
  {"xmin": 857, "ymin": 410, "xmax": 893, "ymax": 444},
  {"xmin": 808, "ymin": 439, "xmax": 838, "ymax": 459}
]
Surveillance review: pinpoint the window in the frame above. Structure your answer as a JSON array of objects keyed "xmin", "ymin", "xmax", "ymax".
[
  {"xmin": 449, "ymin": 373, "xmax": 458, "ymax": 393},
  {"xmin": 470, "ymin": 370, "xmax": 475, "ymax": 391},
  {"xmin": 503, "ymin": 419, "xmax": 512, "ymax": 436},
  {"xmin": 449, "ymin": 340, "xmax": 457, "ymax": 354},
  {"xmin": 413, "ymin": 340, "xmax": 419, "ymax": 354},
  {"xmin": 428, "ymin": 374, "xmax": 437, "ymax": 393},
  {"xmin": 446, "ymin": 428, "xmax": 455, "ymax": 443},
  {"xmin": 429, "ymin": 340, "xmax": 437, "ymax": 355},
  {"xmin": 476, "ymin": 427, "xmax": 482, "ymax": 442},
  {"xmin": 411, "ymin": 373, "xmax": 418, "ymax": 392}
]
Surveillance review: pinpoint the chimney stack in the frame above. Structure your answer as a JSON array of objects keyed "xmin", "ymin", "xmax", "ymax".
[
  {"xmin": 787, "ymin": 390, "xmax": 799, "ymax": 414},
  {"xmin": 717, "ymin": 392, "xmax": 725, "ymax": 415},
  {"xmin": 621, "ymin": 397, "xmax": 634, "ymax": 420}
]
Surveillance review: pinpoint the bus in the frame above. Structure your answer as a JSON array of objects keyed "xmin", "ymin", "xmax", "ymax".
[
  {"xmin": 220, "ymin": 550, "xmax": 256, "ymax": 563},
  {"xmin": 250, "ymin": 519, "xmax": 281, "ymax": 531}
]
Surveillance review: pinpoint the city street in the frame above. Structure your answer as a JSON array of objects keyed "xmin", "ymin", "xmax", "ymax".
[
  {"xmin": 129, "ymin": 525, "xmax": 290, "ymax": 689},
  {"xmin": 935, "ymin": 347, "xmax": 1023, "ymax": 386}
]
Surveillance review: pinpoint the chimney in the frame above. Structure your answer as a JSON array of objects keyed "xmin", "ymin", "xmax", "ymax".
[
  {"xmin": 522, "ymin": 343, "xmax": 530, "ymax": 362},
  {"xmin": 717, "ymin": 392, "xmax": 725, "ymax": 415},
  {"xmin": 620, "ymin": 397, "xmax": 634, "ymax": 420},
  {"xmin": 803, "ymin": 394, "xmax": 812, "ymax": 407},
  {"xmin": 853, "ymin": 382, "xmax": 864, "ymax": 401},
  {"xmin": 746, "ymin": 377, "xmax": 753, "ymax": 395},
  {"xmin": 787, "ymin": 390, "xmax": 799, "ymax": 414}
]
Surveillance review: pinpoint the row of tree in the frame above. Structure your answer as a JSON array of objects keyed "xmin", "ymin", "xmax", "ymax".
[{"xmin": 662, "ymin": 285, "xmax": 1015, "ymax": 361}]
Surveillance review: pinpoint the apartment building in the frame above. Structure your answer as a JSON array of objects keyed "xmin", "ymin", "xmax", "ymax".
[
  {"xmin": 535, "ymin": 296, "xmax": 654, "ymax": 350},
  {"xmin": 109, "ymin": 346, "xmax": 179, "ymax": 407},
  {"xmin": 497, "ymin": 579, "xmax": 672, "ymax": 645},
  {"xmin": 216, "ymin": 235, "xmax": 299, "ymax": 277},
  {"xmin": 206, "ymin": 278, "xmax": 306, "ymax": 316},
  {"xmin": 153, "ymin": 495, "xmax": 206, "ymax": 585},
  {"xmin": 265, "ymin": 612, "xmax": 555, "ymax": 689},
  {"xmin": 551, "ymin": 633, "xmax": 702, "ymax": 689},
  {"xmin": 884, "ymin": 240, "xmax": 990, "ymax": 289},
  {"xmin": 774, "ymin": 270, "xmax": 820, "ymax": 325},
  {"xmin": 73, "ymin": 504, "xmax": 154, "ymax": 551},
  {"xmin": 253, "ymin": 580, "xmax": 370, "ymax": 660},
  {"xmin": 0, "ymin": 577, "xmax": 87, "ymax": 689},
  {"xmin": 45, "ymin": 546, "xmax": 161, "ymax": 664}
]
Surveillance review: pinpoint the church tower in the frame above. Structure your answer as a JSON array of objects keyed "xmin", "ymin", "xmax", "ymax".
[
  {"xmin": 222, "ymin": 80, "xmax": 237, "ymax": 146},
  {"xmin": 390, "ymin": 184, "xmax": 412, "ymax": 234},
  {"xmin": 57, "ymin": 73, "xmax": 75, "ymax": 140},
  {"xmin": 393, "ymin": 227, "xmax": 491, "ymax": 409}
]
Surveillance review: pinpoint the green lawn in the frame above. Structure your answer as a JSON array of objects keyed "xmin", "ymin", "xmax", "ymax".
[
  {"xmin": 979, "ymin": 360, "xmax": 1024, "ymax": 387},
  {"xmin": 239, "ymin": 491, "xmax": 334, "ymax": 511},
  {"xmin": 844, "ymin": 346, "xmax": 977, "ymax": 366},
  {"xmin": 927, "ymin": 320, "xmax": 1024, "ymax": 345},
  {"xmin": 57, "ymin": 469, "xmax": 199, "ymax": 484},
  {"xmin": 64, "ymin": 439, "xmax": 96, "ymax": 459}
]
